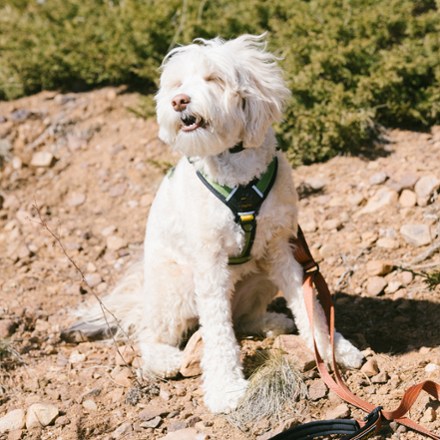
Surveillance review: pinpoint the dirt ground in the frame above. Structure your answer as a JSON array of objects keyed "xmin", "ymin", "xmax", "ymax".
[{"xmin": 0, "ymin": 88, "xmax": 439, "ymax": 440}]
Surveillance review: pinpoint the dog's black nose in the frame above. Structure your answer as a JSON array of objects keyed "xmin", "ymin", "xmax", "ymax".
[{"xmin": 172, "ymin": 94, "xmax": 191, "ymax": 112}]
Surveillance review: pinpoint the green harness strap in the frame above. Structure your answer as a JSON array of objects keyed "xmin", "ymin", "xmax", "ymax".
[{"xmin": 195, "ymin": 156, "xmax": 278, "ymax": 265}]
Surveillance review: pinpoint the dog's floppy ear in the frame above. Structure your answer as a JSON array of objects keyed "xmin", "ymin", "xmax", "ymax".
[{"xmin": 228, "ymin": 34, "xmax": 291, "ymax": 147}]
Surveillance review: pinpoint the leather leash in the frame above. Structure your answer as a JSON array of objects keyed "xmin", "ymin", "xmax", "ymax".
[{"xmin": 272, "ymin": 225, "xmax": 440, "ymax": 439}]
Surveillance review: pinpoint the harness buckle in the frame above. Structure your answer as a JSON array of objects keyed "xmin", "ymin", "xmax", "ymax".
[
  {"xmin": 304, "ymin": 262, "xmax": 320, "ymax": 274},
  {"xmin": 238, "ymin": 212, "xmax": 255, "ymax": 223}
]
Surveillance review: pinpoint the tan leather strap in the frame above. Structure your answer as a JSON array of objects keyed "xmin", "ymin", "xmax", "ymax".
[{"xmin": 291, "ymin": 226, "xmax": 440, "ymax": 439}]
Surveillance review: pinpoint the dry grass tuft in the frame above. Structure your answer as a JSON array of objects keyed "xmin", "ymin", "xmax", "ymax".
[{"xmin": 228, "ymin": 349, "xmax": 307, "ymax": 429}]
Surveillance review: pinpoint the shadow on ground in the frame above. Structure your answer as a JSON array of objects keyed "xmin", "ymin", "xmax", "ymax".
[{"xmin": 334, "ymin": 292, "xmax": 440, "ymax": 354}]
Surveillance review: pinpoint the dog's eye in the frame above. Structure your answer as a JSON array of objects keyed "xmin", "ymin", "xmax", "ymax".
[
  {"xmin": 205, "ymin": 75, "xmax": 225, "ymax": 88},
  {"xmin": 169, "ymin": 80, "xmax": 182, "ymax": 89}
]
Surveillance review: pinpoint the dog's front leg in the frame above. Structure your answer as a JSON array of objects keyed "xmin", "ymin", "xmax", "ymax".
[
  {"xmin": 267, "ymin": 238, "xmax": 364, "ymax": 369},
  {"xmin": 194, "ymin": 261, "xmax": 247, "ymax": 413}
]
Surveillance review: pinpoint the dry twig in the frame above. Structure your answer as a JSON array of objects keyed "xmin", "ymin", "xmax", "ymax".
[{"xmin": 33, "ymin": 201, "xmax": 143, "ymax": 387}]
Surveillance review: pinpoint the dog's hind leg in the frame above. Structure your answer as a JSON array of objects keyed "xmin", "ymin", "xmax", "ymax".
[{"xmin": 232, "ymin": 273, "xmax": 295, "ymax": 337}]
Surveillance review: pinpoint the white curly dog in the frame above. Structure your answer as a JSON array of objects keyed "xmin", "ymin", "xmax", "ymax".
[{"xmin": 77, "ymin": 34, "xmax": 364, "ymax": 413}]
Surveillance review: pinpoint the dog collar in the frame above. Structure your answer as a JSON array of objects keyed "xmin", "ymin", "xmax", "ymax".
[
  {"xmin": 228, "ymin": 142, "xmax": 244, "ymax": 154},
  {"xmin": 195, "ymin": 156, "xmax": 278, "ymax": 265}
]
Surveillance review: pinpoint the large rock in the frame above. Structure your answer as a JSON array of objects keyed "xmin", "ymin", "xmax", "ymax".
[
  {"xmin": 25, "ymin": 403, "xmax": 59, "ymax": 428},
  {"xmin": 414, "ymin": 175, "xmax": 440, "ymax": 206},
  {"xmin": 366, "ymin": 260, "xmax": 394, "ymax": 276},
  {"xmin": 398, "ymin": 189, "xmax": 417, "ymax": 208},
  {"xmin": 366, "ymin": 277, "xmax": 387, "ymax": 296},
  {"xmin": 180, "ymin": 330, "xmax": 203, "ymax": 377},
  {"xmin": 359, "ymin": 188, "xmax": 398, "ymax": 214},
  {"xmin": 0, "ymin": 409, "xmax": 25, "ymax": 433},
  {"xmin": 273, "ymin": 334, "xmax": 315, "ymax": 372},
  {"xmin": 400, "ymin": 224, "xmax": 432, "ymax": 247}
]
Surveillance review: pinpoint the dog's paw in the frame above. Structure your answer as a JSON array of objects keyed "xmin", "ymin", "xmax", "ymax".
[
  {"xmin": 138, "ymin": 342, "xmax": 183, "ymax": 378},
  {"xmin": 262, "ymin": 312, "xmax": 295, "ymax": 338},
  {"xmin": 204, "ymin": 378, "xmax": 248, "ymax": 413},
  {"xmin": 334, "ymin": 332, "xmax": 364, "ymax": 369}
]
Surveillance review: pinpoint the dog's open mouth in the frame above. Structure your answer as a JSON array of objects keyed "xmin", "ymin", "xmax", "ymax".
[{"xmin": 180, "ymin": 114, "xmax": 206, "ymax": 132}]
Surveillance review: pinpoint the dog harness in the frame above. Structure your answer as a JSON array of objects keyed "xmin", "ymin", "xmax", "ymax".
[{"xmin": 196, "ymin": 156, "xmax": 278, "ymax": 265}]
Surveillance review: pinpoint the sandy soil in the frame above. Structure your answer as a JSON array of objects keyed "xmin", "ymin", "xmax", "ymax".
[{"xmin": 0, "ymin": 88, "xmax": 439, "ymax": 439}]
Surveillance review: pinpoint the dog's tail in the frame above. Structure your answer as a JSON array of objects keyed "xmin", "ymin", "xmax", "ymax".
[{"xmin": 62, "ymin": 260, "xmax": 145, "ymax": 343}]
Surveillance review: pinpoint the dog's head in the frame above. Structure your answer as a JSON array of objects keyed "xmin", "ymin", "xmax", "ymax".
[{"xmin": 155, "ymin": 34, "xmax": 290, "ymax": 157}]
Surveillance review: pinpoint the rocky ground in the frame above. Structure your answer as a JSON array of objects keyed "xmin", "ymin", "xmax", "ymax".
[{"xmin": 0, "ymin": 88, "xmax": 439, "ymax": 440}]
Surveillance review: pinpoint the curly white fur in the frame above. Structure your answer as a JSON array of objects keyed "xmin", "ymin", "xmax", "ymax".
[{"xmin": 77, "ymin": 34, "xmax": 363, "ymax": 413}]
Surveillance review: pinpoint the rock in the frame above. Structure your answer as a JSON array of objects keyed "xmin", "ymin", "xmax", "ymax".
[
  {"xmin": 425, "ymin": 363, "xmax": 439, "ymax": 374},
  {"xmin": 168, "ymin": 421, "xmax": 188, "ymax": 432},
  {"xmin": 159, "ymin": 387, "xmax": 171, "ymax": 401},
  {"xmin": 348, "ymin": 193, "xmax": 365, "ymax": 206},
  {"xmin": 106, "ymin": 235, "xmax": 127, "ymax": 251},
  {"xmin": 366, "ymin": 277, "xmax": 387, "ymax": 296},
  {"xmin": 400, "ymin": 224, "xmax": 432, "ymax": 247},
  {"xmin": 66, "ymin": 192, "xmax": 86, "ymax": 207},
  {"xmin": 82, "ymin": 399, "xmax": 98, "ymax": 411},
  {"xmin": 273, "ymin": 334, "xmax": 316, "ymax": 372},
  {"xmin": 6, "ymin": 429, "xmax": 24, "ymax": 440},
  {"xmin": 111, "ymin": 422, "xmax": 133, "ymax": 439},
  {"xmin": 159, "ymin": 427, "xmax": 207, "ymax": 440},
  {"xmin": 308, "ymin": 379, "xmax": 327, "ymax": 401},
  {"xmin": 366, "ymin": 260, "xmax": 394, "ymax": 276},
  {"xmin": 421, "ymin": 407, "xmax": 437, "ymax": 423},
  {"xmin": 301, "ymin": 217, "xmax": 317, "ymax": 233},
  {"xmin": 369, "ymin": 172, "xmax": 388, "ymax": 186},
  {"xmin": 304, "ymin": 177, "xmax": 326, "ymax": 191},
  {"xmin": 84, "ymin": 273, "xmax": 102, "ymax": 288},
  {"xmin": 0, "ymin": 409, "xmax": 26, "ymax": 433},
  {"xmin": 387, "ymin": 173, "xmax": 418, "ymax": 193},
  {"xmin": 25, "ymin": 403, "xmax": 59, "ymax": 428},
  {"xmin": 180, "ymin": 330, "xmax": 203, "ymax": 377},
  {"xmin": 140, "ymin": 416, "xmax": 162, "ymax": 429},
  {"xmin": 139, "ymin": 405, "xmax": 169, "ymax": 421},
  {"xmin": 371, "ymin": 371, "xmax": 389, "ymax": 384},
  {"xmin": 187, "ymin": 416, "xmax": 202, "ymax": 427},
  {"xmin": 69, "ymin": 350, "xmax": 86, "ymax": 364},
  {"xmin": 322, "ymin": 218, "xmax": 343, "ymax": 231},
  {"xmin": 398, "ymin": 189, "xmax": 417, "ymax": 207},
  {"xmin": 414, "ymin": 175, "xmax": 440, "ymax": 206},
  {"xmin": 399, "ymin": 271, "xmax": 414, "ymax": 285},
  {"xmin": 101, "ymin": 225, "xmax": 117, "ymax": 236},
  {"xmin": 376, "ymin": 237, "xmax": 399, "ymax": 250},
  {"xmin": 12, "ymin": 156, "xmax": 22, "ymax": 170},
  {"xmin": 30, "ymin": 151, "xmax": 55, "ymax": 168},
  {"xmin": 115, "ymin": 345, "xmax": 137, "ymax": 366},
  {"xmin": 361, "ymin": 231, "xmax": 378, "ymax": 246},
  {"xmin": 110, "ymin": 367, "xmax": 133, "ymax": 387},
  {"xmin": 361, "ymin": 358, "xmax": 379, "ymax": 377},
  {"xmin": 359, "ymin": 187, "xmax": 398, "ymax": 214},
  {"xmin": 324, "ymin": 404, "xmax": 351, "ymax": 419},
  {"xmin": 385, "ymin": 281, "xmax": 401, "ymax": 294},
  {"xmin": 10, "ymin": 109, "xmax": 32, "ymax": 122},
  {"xmin": 319, "ymin": 243, "xmax": 337, "ymax": 259}
]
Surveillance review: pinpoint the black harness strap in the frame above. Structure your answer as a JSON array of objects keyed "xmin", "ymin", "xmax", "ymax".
[{"xmin": 195, "ymin": 156, "xmax": 278, "ymax": 265}]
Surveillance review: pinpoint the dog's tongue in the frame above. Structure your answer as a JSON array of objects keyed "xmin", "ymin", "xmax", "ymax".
[{"xmin": 181, "ymin": 115, "xmax": 202, "ymax": 132}]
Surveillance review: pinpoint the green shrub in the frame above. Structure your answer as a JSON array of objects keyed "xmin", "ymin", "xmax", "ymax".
[{"xmin": 0, "ymin": 0, "xmax": 439, "ymax": 164}]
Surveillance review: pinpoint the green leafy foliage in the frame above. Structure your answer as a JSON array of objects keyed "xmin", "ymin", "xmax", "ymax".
[{"xmin": 1, "ymin": 0, "xmax": 439, "ymax": 164}]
